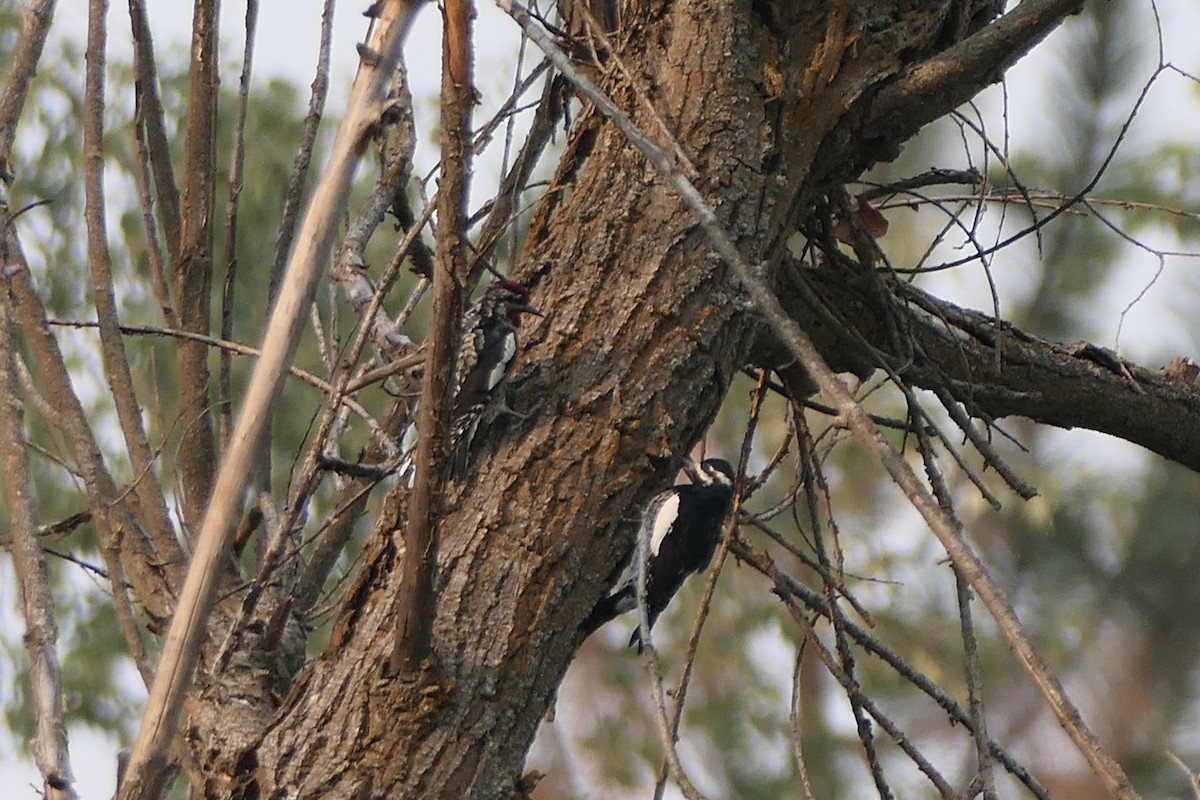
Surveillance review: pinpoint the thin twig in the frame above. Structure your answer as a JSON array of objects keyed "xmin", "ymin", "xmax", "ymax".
[
  {"xmin": 635, "ymin": 490, "xmax": 710, "ymax": 800},
  {"xmin": 219, "ymin": 0, "xmax": 259, "ymax": 449},
  {"xmin": 653, "ymin": 374, "xmax": 767, "ymax": 800},
  {"xmin": 916, "ymin": 415, "xmax": 997, "ymax": 800},
  {"xmin": 0, "ymin": 0, "xmax": 59, "ymax": 181},
  {"xmin": 788, "ymin": 641, "xmax": 819, "ymax": 800},
  {"xmin": 932, "ymin": 384, "xmax": 1037, "ymax": 500},
  {"xmin": 269, "ymin": 0, "xmax": 336, "ymax": 305},
  {"xmin": 786, "ymin": 594, "xmax": 952, "ymax": 798},
  {"xmin": 46, "ymin": 319, "xmax": 384, "ymax": 428},
  {"xmin": 738, "ymin": 536, "xmax": 1052, "ymax": 800}
]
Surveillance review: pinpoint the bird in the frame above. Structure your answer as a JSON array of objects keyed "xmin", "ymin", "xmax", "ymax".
[
  {"xmin": 449, "ymin": 279, "xmax": 542, "ymax": 476},
  {"xmin": 583, "ymin": 458, "xmax": 736, "ymax": 652}
]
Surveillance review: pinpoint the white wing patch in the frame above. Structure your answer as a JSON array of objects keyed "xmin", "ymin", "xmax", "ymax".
[
  {"xmin": 649, "ymin": 493, "xmax": 680, "ymax": 557},
  {"xmin": 486, "ymin": 332, "xmax": 517, "ymax": 391}
]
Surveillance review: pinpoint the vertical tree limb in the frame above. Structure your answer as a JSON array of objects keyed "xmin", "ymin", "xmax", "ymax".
[
  {"xmin": 83, "ymin": 0, "xmax": 180, "ymax": 577},
  {"xmin": 0, "ymin": 278, "xmax": 77, "ymax": 800},
  {"xmin": 390, "ymin": 0, "xmax": 473, "ymax": 676},
  {"xmin": 128, "ymin": 0, "xmax": 182, "ymax": 266},
  {"xmin": 218, "ymin": 0, "xmax": 258, "ymax": 449},
  {"xmin": 269, "ymin": 0, "xmax": 336, "ymax": 306},
  {"xmin": 173, "ymin": 0, "xmax": 221, "ymax": 535}
]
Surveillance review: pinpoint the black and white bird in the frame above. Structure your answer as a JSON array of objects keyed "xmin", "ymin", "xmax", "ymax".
[
  {"xmin": 583, "ymin": 458, "xmax": 736, "ymax": 651},
  {"xmin": 449, "ymin": 279, "xmax": 541, "ymax": 476}
]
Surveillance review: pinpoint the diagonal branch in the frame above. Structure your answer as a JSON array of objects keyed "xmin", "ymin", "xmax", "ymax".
[
  {"xmin": 0, "ymin": 0, "xmax": 59, "ymax": 181},
  {"xmin": 2, "ymin": 221, "xmax": 179, "ymax": 624}
]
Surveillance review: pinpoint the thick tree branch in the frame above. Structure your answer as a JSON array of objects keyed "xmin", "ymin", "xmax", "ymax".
[
  {"xmin": 783, "ymin": 270, "xmax": 1200, "ymax": 473},
  {"xmin": 867, "ymin": 0, "xmax": 1086, "ymax": 140},
  {"xmin": 174, "ymin": 0, "xmax": 221, "ymax": 535},
  {"xmin": 901, "ymin": 285, "xmax": 1200, "ymax": 470}
]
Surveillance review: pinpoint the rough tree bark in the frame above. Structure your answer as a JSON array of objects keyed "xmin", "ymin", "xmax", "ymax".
[{"xmin": 144, "ymin": 0, "xmax": 1153, "ymax": 797}]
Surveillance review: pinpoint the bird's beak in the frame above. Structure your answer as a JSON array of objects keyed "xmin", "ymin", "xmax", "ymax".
[{"xmin": 516, "ymin": 301, "xmax": 543, "ymax": 318}]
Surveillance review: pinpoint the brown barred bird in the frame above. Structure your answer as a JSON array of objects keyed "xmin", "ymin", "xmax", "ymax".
[{"xmin": 449, "ymin": 280, "xmax": 541, "ymax": 477}]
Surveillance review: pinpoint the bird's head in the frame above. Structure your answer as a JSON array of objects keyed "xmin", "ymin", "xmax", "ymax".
[
  {"xmin": 486, "ymin": 279, "xmax": 543, "ymax": 326},
  {"xmin": 698, "ymin": 458, "xmax": 735, "ymax": 487}
]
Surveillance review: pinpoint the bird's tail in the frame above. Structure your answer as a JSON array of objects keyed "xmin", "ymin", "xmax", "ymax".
[{"xmin": 580, "ymin": 587, "xmax": 633, "ymax": 638}]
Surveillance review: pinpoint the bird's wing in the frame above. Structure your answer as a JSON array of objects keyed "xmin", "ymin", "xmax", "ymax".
[{"xmin": 647, "ymin": 491, "xmax": 681, "ymax": 557}]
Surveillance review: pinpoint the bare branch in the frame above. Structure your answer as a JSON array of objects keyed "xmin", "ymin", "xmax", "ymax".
[
  {"xmin": 83, "ymin": 0, "xmax": 181, "ymax": 580},
  {"xmin": 916, "ymin": 418, "xmax": 998, "ymax": 800},
  {"xmin": 269, "ymin": 0, "xmax": 336, "ymax": 305},
  {"xmin": 0, "ymin": 0, "xmax": 58, "ymax": 181},
  {"xmin": 47, "ymin": 318, "xmax": 387, "ymax": 427},
  {"xmin": 872, "ymin": 0, "xmax": 1086, "ymax": 128},
  {"xmin": 173, "ymin": 0, "xmax": 222, "ymax": 534},
  {"xmin": 128, "ymin": 0, "xmax": 182, "ymax": 264},
  {"xmin": 0, "ymin": 264, "xmax": 77, "ymax": 800},
  {"xmin": 637, "ymin": 505, "xmax": 709, "ymax": 800},
  {"xmin": 738, "ymin": 537, "xmax": 1053, "ymax": 800},
  {"xmin": 3, "ymin": 225, "xmax": 179, "ymax": 628},
  {"xmin": 218, "ymin": 0, "xmax": 259, "ymax": 449}
]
